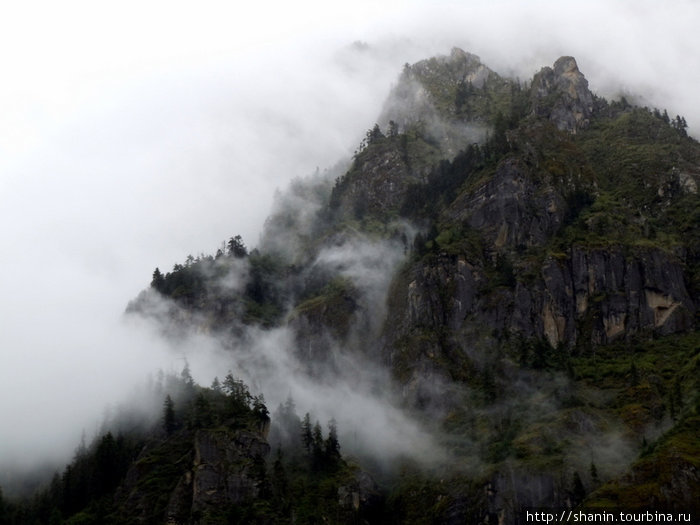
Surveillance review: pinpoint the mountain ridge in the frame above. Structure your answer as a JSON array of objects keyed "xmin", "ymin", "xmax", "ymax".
[{"xmin": 141, "ymin": 48, "xmax": 700, "ymax": 519}]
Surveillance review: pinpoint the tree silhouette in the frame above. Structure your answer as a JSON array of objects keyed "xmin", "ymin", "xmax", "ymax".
[
  {"xmin": 163, "ymin": 395, "xmax": 176, "ymax": 435},
  {"xmin": 151, "ymin": 268, "xmax": 165, "ymax": 291},
  {"xmin": 301, "ymin": 413, "xmax": 313, "ymax": 453},
  {"xmin": 325, "ymin": 419, "xmax": 340, "ymax": 461},
  {"xmin": 227, "ymin": 235, "xmax": 248, "ymax": 258}
]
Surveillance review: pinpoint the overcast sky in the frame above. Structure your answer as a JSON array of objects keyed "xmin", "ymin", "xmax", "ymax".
[{"xmin": 1, "ymin": 0, "xmax": 699, "ymax": 474}]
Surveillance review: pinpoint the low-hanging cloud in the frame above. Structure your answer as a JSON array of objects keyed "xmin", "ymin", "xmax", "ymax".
[
  {"xmin": 124, "ymin": 285, "xmax": 445, "ymax": 470},
  {"xmin": 2, "ymin": 0, "xmax": 699, "ymax": 488}
]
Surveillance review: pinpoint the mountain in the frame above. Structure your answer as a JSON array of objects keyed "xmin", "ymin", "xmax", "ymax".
[{"xmin": 3, "ymin": 48, "xmax": 699, "ymax": 524}]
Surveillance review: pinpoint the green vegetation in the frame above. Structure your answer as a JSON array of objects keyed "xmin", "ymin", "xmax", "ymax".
[
  {"xmin": 0, "ymin": 368, "xmax": 379, "ymax": 525},
  {"xmin": 404, "ymin": 51, "xmax": 526, "ymax": 125},
  {"xmin": 583, "ymin": 412, "xmax": 700, "ymax": 511},
  {"xmin": 145, "ymin": 235, "xmax": 288, "ymax": 328}
]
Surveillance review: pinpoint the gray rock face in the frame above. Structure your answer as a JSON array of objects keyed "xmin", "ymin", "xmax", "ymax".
[
  {"xmin": 333, "ymin": 141, "xmax": 417, "ymax": 220},
  {"xmin": 483, "ymin": 468, "xmax": 589, "ymax": 524},
  {"xmin": 386, "ymin": 244, "xmax": 694, "ymax": 372},
  {"xmin": 531, "ymin": 56, "xmax": 594, "ymax": 133},
  {"xmin": 190, "ymin": 429, "xmax": 269, "ymax": 512},
  {"xmin": 337, "ymin": 470, "xmax": 381, "ymax": 512},
  {"xmin": 449, "ymin": 159, "xmax": 567, "ymax": 249},
  {"xmin": 382, "ymin": 149, "xmax": 695, "ymax": 375},
  {"xmin": 120, "ymin": 428, "xmax": 270, "ymax": 525},
  {"xmin": 381, "ymin": 123, "xmax": 695, "ymax": 371}
]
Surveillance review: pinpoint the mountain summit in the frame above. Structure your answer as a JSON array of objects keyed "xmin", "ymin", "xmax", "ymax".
[{"xmin": 532, "ymin": 55, "xmax": 594, "ymax": 132}]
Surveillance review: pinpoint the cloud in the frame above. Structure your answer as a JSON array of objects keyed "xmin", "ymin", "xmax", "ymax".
[
  {"xmin": 1, "ymin": 0, "xmax": 699, "ymax": 481},
  {"xmin": 121, "ymin": 287, "xmax": 445, "ymax": 469}
]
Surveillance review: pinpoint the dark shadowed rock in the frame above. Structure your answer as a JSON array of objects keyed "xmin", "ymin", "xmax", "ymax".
[{"xmin": 449, "ymin": 158, "xmax": 567, "ymax": 249}]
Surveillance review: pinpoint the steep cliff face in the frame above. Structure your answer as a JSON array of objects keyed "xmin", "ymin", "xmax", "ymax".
[
  {"xmin": 365, "ymin": 52, "xmax": 699, "ymax": 519},
  {"xmin": 329, "ymin": 136, "xmax": 422, "ymax": 221},
  {"xmin": 188, "ymin": 429, "xmax": 269, "ymax": 519},
  {"xmin": 374, "ymin": 54, "xmax": 698, "ymax": 384},
  {"xmin": 287, "ymin": 276, "xmax": 360, "ymax": 371},
  {"xmin": 387, "ymin": 244, "xmax": 693, "ymax": 363},
  {"xmin": 115, "ymin": 427, "xmax": 270, "ymax": 525},
  {"xmin": 447, "ymin": 158, "xmax": 569, "ymax": 249}
]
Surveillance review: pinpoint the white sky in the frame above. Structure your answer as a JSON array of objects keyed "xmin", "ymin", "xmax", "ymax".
[{"xmin": 1, "ymin": 0, "xmax": 699, "ymax": 474}]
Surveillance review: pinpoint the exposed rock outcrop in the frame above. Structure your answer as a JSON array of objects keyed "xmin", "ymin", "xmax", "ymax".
[
  {"xmin": 448, "ymin": 158, "xmax": 568, "ymax": 249},
  {"xmin": 119, "ymin": 428, "xmax": 270, "ymax": 525},
  {"xmin": 531, "ymin": 56, "xmax": 594, "ymax": 133},
  {"xmin": 337, "ymin": 470, "xmax": 382, "ymax": 513},
  {"xmin": 189, "ymin": 429, "xmax": 269, "ymax": 514},
  {"xmin": 330, "ymin": 138, "xmax": 419, "ymax": 220},
  {"xmin": 385, "ymin": 243, "xmax": 694, "ymax": 372}
]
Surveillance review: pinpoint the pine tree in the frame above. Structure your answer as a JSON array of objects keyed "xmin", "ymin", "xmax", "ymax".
[
  {"xmin": 272, "ymin": 448, "xmax": 288, "ymax": 499},
  {"xmin": 163, "ymin": 395, "xmax": 176, "ymax": 435},
  {"xmin": 571, "ymin": 471, "xmax": 586, "ymax": 503},
  {"xmin": 630, "ymin": 361, "xmax": 639, "ymax": 386},
  {"xmin": 673, "ymin": 376, "xmax": 683, "ymax": 411},
  {"xmin": 180, "ymin": 360, "xmax": 194, "ymax": 388},
  {"xmin": 223, "ymin": 372, "xmax": 236, "ymax": 396},
  {"xmin": 325, "ymin": 419, "xmax": 341, "ymax": 461},
  {"xmin": 283, "ymin": 395, "xmax": 296, "ymax": 414},
  {"xmin": 367, "ymin": 123, "xmax": 384, "ymax": 144},
  {"xmin": 311, "ymin": 421, "xmax": 324, "ymax": 470},
  {"xmin": 388, "ymin": 120, "xmax": 399, "ymax": 138},
  {"xmin": 94, "ymin": 432, "xmax": 119, "ymax": 496},
  {"xmin": 253, "ymin": 394, "xmax": 269, "ymax": 420},
  {"xmin": 227, "ymin": 235, "xmax": 248, "ymax": 258},
  {"xmin": 192, "ymin": 393, "xmax": 213, "ymax": 429},
  {"xmin": 151, "ymin": 267, "xmax": 165, "ymax": 291},
  {"xmin": 223, "ymin": 374, "xmax": 251, "ymax": 409},
  {"xmin": 0, "ymin": 486, "xmax": 7, "ymax": 525},
  {"xmin": 301, "ymin": 413, "xmax": 313, "ymax": 452},
  {"xmin": 590, "ymin": 461, "xmax": 599, "ymax": 484},
  {"xmin": 312, "ymin": 421, "xmax": 323, "ymax": 449},
  {"xmin": 273, "ymin": 397, "xmax": 302, "ymax": 450}
]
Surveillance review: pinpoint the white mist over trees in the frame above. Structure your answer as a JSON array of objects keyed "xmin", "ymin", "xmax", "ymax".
[{"xmin": 1, "ymin": 0, "xmax": 700, "ymax": 484}]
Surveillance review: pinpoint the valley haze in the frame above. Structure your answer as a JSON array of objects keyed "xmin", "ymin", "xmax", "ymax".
[{"xmin": 1, "ymin": 0, "xmax": 699, "ymax": 493}]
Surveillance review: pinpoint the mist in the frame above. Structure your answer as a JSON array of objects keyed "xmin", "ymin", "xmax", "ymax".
[{"xmin": 2, "ymin": 0, "xmax": 699, "ymax": 488}]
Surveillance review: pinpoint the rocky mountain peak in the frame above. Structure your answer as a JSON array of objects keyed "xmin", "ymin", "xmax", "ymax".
[
  {"xmin": 552, "ymin": 55, "xmax": 579, "ymax": 76},
  {"xmin": 532, "ymin": 55, "xmax": 594, "ymax": 133},
  {"xmin": 378, "ymin": 47, "xmax": 495, "ymax": 132},
  {"xmin": 442, "ymin": 47, "xmax": 489, "ymax": 85}
]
